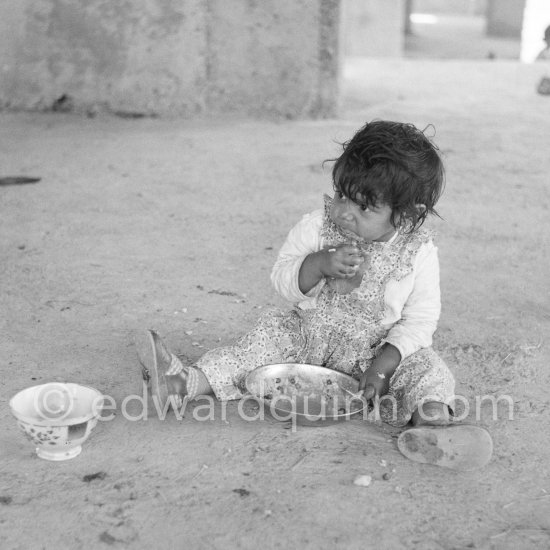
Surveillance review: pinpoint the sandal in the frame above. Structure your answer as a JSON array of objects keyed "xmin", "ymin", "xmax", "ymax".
[
  {"xmin": 134, "ymin": 329, "xmax": 188, "ymax": 407},
  {"xmin": 397, "ymin": 424, "xmax": 493, "ymax": 471}
]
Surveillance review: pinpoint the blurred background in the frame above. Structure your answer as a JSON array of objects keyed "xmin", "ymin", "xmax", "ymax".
[
  {"xmin": 344, "ymin": 0, "xmax": 542, "ymax": 61},
  {"xmin": 0, "ymin": 0, "xmax": 548, "ymax": 119}
]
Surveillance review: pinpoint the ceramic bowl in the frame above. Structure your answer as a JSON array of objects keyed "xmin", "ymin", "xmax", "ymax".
[
  {"xmin": 9, "ymin": 383, "xmax": 103, "ymax": 461},
  {"xmin": 245, "ymin": 363, "xmax": 367, "ymax": 425}
]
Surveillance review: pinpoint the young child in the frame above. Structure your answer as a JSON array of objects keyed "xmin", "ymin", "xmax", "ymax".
[
  {"xmin": 536, "ymin": 26, "xmax": 550, "ymax": 95},
  {"xmin": 536, "ymin": 25, "xmax": 550, "ymax": 61},
  {"xmin": 135, "ymin": 120, "xmax": 492, "ymax": 471}
]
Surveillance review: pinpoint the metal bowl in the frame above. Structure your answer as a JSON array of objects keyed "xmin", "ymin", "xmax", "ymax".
[{"xmin": 245, "ymin": 363, "xmax": 367, "ymax": 425}]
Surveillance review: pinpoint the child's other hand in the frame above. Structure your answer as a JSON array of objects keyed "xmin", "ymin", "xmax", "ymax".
[
  {"xmin": 321, "ymin": 244, "xmax": 364, "ymax": 279},
  {"xmin": 358, "ymin": 368, "xmax": 390, "ymax": 402},
  {"xmin": 358, "ymin": 344, "xmax": 401, "ymax": 402}
]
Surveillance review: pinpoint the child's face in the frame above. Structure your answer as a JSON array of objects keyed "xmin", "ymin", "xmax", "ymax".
[{"xmin": 330, "ymin": 192, "xmax": 396, "ymax": 242}]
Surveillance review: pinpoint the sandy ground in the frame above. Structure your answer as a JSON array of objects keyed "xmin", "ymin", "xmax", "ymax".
[{"xmin": 1, "ymin": 57, "xmax": 550, "ymax": 550}]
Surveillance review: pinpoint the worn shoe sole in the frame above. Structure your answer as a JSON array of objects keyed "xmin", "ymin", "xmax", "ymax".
[
  {"xmin": 397, "ymin": 425, "xmax": 493, "ymax": 471},
  {"xmin": 133, "ymin": 329, "xmax": 168, "ymax": 404}
]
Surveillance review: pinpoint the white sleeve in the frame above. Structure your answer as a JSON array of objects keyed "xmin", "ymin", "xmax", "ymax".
[
  {"xmin": 270, "ymin": 210, "xmax": 325, "ymax": 303},
  {"xmin": 383, "ymin": 242, "xmax": 441, "ymax": 360}
]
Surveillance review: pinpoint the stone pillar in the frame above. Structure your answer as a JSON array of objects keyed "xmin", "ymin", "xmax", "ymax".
[
  {"xmin": 486, "ymin": 0, "xmax": 526, "ymax": 38},
  {"xmin": 205, "ymin": 0, "xmax": 340, "ymax": 118},
  {"xmin": 342, "ymin": 0, "xmax": 405, "ymax": 58},
  {"xmin": 404, "ymin": 0, "xmax": 414, "ymax": 36}
]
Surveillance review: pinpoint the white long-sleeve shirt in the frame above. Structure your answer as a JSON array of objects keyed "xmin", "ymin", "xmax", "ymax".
[{"xmin": 270, "ymin": 209, "xmax": 441, "ymax": 360}]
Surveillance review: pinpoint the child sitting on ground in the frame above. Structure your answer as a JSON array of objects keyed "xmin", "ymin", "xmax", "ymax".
[
  {"xmin": 536, "ymin": 25, "xmax": 550, "ymax": 61},
  {"xmin": 536, "ymin": 26, "xmax": 550, "ymax": 95},
  {"xmin": 135, "ymin": 120, "xmax": 493, "ymax": 471}
]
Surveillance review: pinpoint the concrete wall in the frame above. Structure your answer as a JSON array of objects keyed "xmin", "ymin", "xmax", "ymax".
[
  {"xmin": 0, "ymin": 0, "xmax": 340, "ymax": 118},
  {"xmin": 343, "ymin": 0, "xmax": 404, "ymax": 57}
]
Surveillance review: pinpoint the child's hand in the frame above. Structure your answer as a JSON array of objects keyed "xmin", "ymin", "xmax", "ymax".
[
  {"xmin": 320, "ymin": 244, "xmax": 364, "ymax": 279},
  {"xmin": 358, "ymin": 368, "xmax": 390, "ymax": 402},
  {"xmin": 358, "ymin": 343, "xmax": 401, "ymax": 402}
]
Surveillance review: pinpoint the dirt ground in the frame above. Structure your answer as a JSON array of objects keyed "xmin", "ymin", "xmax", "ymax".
[{"xmin": 1, "ymin": 57, "xmax": 550, "ymax": 550}]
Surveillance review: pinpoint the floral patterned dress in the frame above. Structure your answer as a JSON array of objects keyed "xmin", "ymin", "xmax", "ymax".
[{"xmin": 197, "ymin": 199, "xmax": 455, "ymax": 426}]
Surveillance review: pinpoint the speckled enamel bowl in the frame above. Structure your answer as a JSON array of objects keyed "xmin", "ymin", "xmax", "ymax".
[{"xmin": 9, "ymin": 383, "xmax": 103, "ymax": 461}]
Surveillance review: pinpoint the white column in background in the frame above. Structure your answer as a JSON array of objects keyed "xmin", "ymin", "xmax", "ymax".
[{"xmin": 521, "ymin": 0, "xmax": 550, "ymax": 62}]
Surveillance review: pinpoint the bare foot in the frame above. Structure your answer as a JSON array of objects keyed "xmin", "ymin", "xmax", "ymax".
[{"xmin": 411, "ymin": 401, "xmax": 450, "ymax": 426}]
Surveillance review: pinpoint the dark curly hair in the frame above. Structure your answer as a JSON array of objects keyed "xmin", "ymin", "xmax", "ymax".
[{"xmin": 330, "ymin": 120, "xmax": 445, "ymax": 232}]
